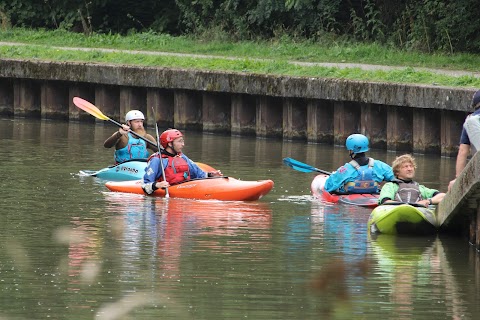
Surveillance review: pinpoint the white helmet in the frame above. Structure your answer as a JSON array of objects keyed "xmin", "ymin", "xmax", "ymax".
[{"xmin": 125, "ymin": 110, "xmax": 145, "ymax": 122}]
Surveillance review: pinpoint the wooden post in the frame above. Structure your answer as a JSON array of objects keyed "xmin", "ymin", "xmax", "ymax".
[
  {"xmin": 231, "ymin": 94, "xmax": 256, "ymax": 136},
  {"xmin": 387, "ymin": 105, "xmax": 413, "ymax": 151},
  {"xmin": 41, "ymin": 81, "xmax": 69, "ymax": 120},
  {"xmin": 147, "ymin": 89, "xmax": 174, "ymax": 129},
  {"xmin": 361, "ymin": 103, "xmax": 387, "ymax": 149},
  {"xmin": 256, "ymin": 96, "xmax": 282, "ymax": 138},
  {"xmin": 69, "ymin": 84, "xmax": 95, "ymax": 122},
  {"xmin": 120, "ymin": 87, "xmax": 147, "ymax": 123},
  {"xmin": 413, "ymin": 108, "xmax": 440, "ymax": 154},
  {"xmin": 283, "ymin": 97, "xmax": 306, "ymax": 140},
  {"xmin": 307, "ymin": 99, "xmax": 333, "ymax": 144},
  {"xmin": 441, "ymin": 110, "xmax": 467, "ymax": 157},
  {"xmin": 95, "ymin": 85, "xmax": 120, "ymax": 124},
  {"xmin": 174, "ymin": 90, "xmax": 202, "ymax": 130},
  {"xmin": 14, "ymin": 79, "xmax": 41, "ymax": 118},
  {"xmin": 0, "ymin": 78, "xmax": 14, "ymax": 117},
  {"xmin": 202, "ymin": 92, "xmax": 231, "ymax": 134},
  {"xmin": 334, "ymin": 101, "xmax": 359, "ymax": 146}
]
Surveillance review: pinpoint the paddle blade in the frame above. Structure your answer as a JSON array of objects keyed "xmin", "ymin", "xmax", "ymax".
[
  {"xmin": 283, "ymin": 157, "xmax": 315, "ymax": 172},
  {"xmin": 73, "ymin": 97, "xmax": 110, "ymax": 121},
  {"xmin": 282, "ymin": 157, "xmax": 331, "ymax": 175}
]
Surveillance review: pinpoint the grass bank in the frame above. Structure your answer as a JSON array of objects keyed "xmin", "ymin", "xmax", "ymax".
[{"xmin": 0, "ymin": 28, "xmax": 479, "ymax": 88}]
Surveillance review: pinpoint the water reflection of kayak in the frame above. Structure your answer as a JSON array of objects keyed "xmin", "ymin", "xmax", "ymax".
[
  {"xmin": 311, "ymin": 174, "xmax": 379, "ymax": 208},
  {"xmin": 370, "ymin": 234, "xmax": 435, "ymax": 261},
  {"xmin": 368, "ymin": 203, "xmax": 438, "ymax": 235},
  {"xmin": 105, "ymin": 177, "xmax": 274, "ymax": 201},
  {"xmin": 369, "ymin": 235, "xmax": 436, "ymax": 278}
]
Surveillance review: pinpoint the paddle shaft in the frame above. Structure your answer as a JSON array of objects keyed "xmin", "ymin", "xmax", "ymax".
[
  {"xmin": 151, "ymin": 106, "xmax": 169, "ymax": 198},
  {"xmin": 308, "ymin": 167, "xmax": 330, "ymax": 175}
]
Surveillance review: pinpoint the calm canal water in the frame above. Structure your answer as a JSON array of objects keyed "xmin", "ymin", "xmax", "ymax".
[{"xmin": 1, "ymin": 118, "xmax": 479, "ymax": 319}]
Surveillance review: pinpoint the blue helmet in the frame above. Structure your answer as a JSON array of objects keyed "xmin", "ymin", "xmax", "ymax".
[{"xmin": 346, "ymin": 134, "xmax": 369, "ymax": 153}]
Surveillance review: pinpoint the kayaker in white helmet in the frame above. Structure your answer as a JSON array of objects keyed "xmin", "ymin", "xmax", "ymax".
[
  {"xmin": 379, "ymin": 154, "xmax": 445, "ymax": 207},
  {"xmin": 104, "ymin": 109, "xmax": 157, "ymax": 164},
  {"xmin": 324, "ymin": 133, "xmax": 395, "ymax": 194},
  {"xmin": 142, "ymin": 129, "xmax": 222, "ymax": 195}
]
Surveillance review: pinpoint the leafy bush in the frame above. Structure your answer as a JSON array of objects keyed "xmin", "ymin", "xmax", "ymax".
[{"xmin": 0, "ymin": 0, "xmax": 478, "ymax": 53}]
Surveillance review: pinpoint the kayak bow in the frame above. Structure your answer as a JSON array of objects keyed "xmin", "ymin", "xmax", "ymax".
[
  {"xmin": 80, "ymin": 159, "xmax": 147, "ymax": 181},
  {"xmin": 368, "ymin": 203, "xmax": 438, "ymax": 235}
]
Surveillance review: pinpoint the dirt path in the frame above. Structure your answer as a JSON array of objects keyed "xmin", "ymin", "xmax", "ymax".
[{"xmin": 1, "ymin": 41, "xmax": 479, "ymax": 78}]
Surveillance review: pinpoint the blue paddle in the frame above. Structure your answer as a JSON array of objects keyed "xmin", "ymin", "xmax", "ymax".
[{"xmin": 282, "ymin": 157, "xmax": 332, "ymax": 175}]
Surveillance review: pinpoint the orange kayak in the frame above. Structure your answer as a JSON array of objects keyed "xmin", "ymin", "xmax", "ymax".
[{"xmin": 105, "ymin": 177, "xmax": 274, "ymax": 201}]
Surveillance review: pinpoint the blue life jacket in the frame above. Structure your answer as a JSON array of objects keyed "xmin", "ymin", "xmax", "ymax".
[
  {"xmin": 114, "ymin": 132, "xmax": 149, "ymax": 163},
  {"xmin": 344, "ymin": 158, "xmax": 379, "ymax": 194}
]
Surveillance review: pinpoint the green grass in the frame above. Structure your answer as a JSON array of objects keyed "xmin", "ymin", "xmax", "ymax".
[{"xmin": 1, "ymin": 28, "xmax": 480, "ymax": 88}]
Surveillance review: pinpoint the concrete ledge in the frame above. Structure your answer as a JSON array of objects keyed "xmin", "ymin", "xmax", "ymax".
[
  {"xmin": 438, "ymin": 151, "xmax": 480, "ymax": 229},
  {"xmin": 0, "ymin": 58, "xmax": 474, "ymax": 111}
]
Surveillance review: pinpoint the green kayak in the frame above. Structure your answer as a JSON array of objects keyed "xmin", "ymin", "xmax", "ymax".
[{"xmin": 368, "ymin": 203, "xmax": 438, "ymax": 235}]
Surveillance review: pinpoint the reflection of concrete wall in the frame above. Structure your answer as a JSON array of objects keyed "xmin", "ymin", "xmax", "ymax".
[{"xmin": 0, "ymin": 59, "xmax": 474, "ymax": 156}]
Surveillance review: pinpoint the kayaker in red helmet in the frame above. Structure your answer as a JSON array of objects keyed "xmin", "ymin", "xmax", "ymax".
[
  {"xmin": 324, "ymin": 133, "xmax": 394, "ymax": 194},
  {"xmin": 142, "ymin": 129, "xmax": 222, "ymax": 195},
  {"xmin": 103, "ymin": 110, "xmax": 157, "ymax": 164}
]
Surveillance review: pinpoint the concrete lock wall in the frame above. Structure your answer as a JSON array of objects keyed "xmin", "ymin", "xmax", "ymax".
[{"xmin": 0, "ymin": 58, "xmax": 475, "ymax": 157}]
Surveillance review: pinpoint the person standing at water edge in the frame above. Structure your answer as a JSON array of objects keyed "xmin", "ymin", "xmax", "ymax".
[
  {"xmin": 324, "ymin": 134, "xmax": 395, "ymax": 193},
  {"xmin": 448, "ymin": 90, "xmax": 480, "ymax": 191},
  {"xmin": 142, "ymin": 129, "xmax": 222, "ymax": 195},
  {"xmin": 103, "ymin": 110, "xmax": 157, "ymax": 164},
  {"xmin": 379, "ymin": 154, "xmax": 445, "ymax": 207}
]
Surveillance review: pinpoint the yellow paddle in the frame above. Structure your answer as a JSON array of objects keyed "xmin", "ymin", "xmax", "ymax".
[{"xmin": 72, "ymin": 96, "xmax": 158, "ymax": 149}]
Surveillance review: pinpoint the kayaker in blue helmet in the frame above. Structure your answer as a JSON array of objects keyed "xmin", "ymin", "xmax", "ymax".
[
  {"xmin": 142, "ymin": 129, "xmax": 222, "ymax": 195},
  {"xmin": 104, "ymin": 110, "xmax": 157, "ymax": 164},
  {"xmin": 379, "ymin": 154, "xmax": 445, "ymax": 207},
  {"xmin": 324, "ymin": 134, "xmax": 395, "ymax": 194}
]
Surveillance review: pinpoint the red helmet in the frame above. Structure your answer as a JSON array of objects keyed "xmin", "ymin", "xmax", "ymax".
[{"xmin": 160, "ymin": 129, "xmax": 183, "ymax": 148}]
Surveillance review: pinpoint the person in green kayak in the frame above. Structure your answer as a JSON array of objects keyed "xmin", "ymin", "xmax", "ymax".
[
  {"xmin": 103, "ymin": 110, "xmax": 157, "ymax": 164},
  {"xmin": 378, "ymin": 154, "xmax": 445, "ymax": 207},
  {"xmin": 324, "ymin": 133, "xmax": 395, "ymax": 194}
]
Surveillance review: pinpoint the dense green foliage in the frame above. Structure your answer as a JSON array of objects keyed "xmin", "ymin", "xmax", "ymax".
[{"xmin": 0, "ymin": 0, "xmax": 479, "ymax": 53}]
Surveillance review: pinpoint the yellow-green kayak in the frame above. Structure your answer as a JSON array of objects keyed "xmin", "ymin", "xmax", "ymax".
[{"xmin": 368, "ymin": 203, "xmax": 438, "ymax": 235}]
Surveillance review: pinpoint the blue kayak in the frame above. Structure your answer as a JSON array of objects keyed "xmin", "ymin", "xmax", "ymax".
[
  {"xmin": 80, "ymin": 160, "xmax": 215, "ymax": 181},
  {"xmin": 80, "ymin": 159, "xmax": 147, "ymax": 181}
]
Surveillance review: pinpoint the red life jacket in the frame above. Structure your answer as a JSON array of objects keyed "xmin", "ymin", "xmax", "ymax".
[{"xmin": 160, "ymin": 154, "xmax": 191, "ymax": 184}]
